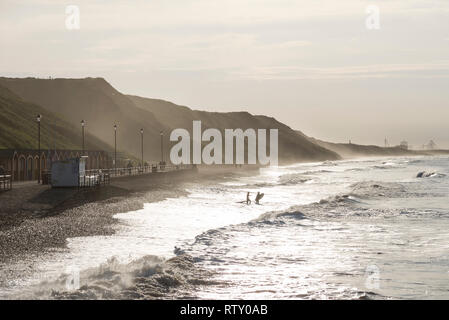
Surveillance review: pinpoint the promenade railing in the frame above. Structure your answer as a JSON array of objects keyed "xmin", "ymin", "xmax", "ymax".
[
  {"xmin": 90, "ymin": 163, "xmax": 193, "ymax": 179},
  {"xmin": 42, "ymin": 164, "xmax": 193, "ymax": 188}
]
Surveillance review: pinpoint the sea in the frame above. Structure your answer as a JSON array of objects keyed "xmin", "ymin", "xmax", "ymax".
[{"xmin": 2, "ymin": 155, "xmax": 449, "ymax": 299}]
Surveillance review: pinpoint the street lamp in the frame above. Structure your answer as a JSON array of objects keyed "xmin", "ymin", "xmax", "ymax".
[
  {"xmin": 81, "ymin": 120, "xmax": 85, "ymax": 155},
  {"xmin": 160, "ymin": 130, "xmax": 164, "ymax": 164},
  {"xmin": 114, "ymin": 124, "xmax": 117, "ymax": 174},
  {"xmin": 36, "ymin": 114, "xmax": 41, "ymax": 184},
  {"xmin": 140, "ymin": 128, "xmax": 144, "ymax": 169}
]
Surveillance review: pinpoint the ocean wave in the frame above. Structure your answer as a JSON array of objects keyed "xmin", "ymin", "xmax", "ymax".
[
  {"xmin": 408, "ymin": 159, "xmax": 424, "ymax": 164},
  {"xmin": 257, "ymin": 210, "xmax": 307, "ymax": 221},
  {"xmin": 277, "ymin": 173, "xmax": 312, "ymax": 186},
  {"xmin": 416, "ymin": 171, "xmax": 446, "ymax": 178},
  {"xmin": 372, "ymin": 165, "xmax": 401, "ymax": 170},
  {"xmin": 242, "ymin": 174, "xmax": 312, "ymax": 188},
  {"xmin": 243, "ymin": 182, "xmax": 278, "ymax": 188},
  {"xmin": 301, "ymin": 169, "xmax": 333, "ymax": 175},
  {"xmin": 349, "ymin": 180, "xmax": 443, "ymax": 199},
  {"xmin": 251, "ymin": 180, "xmax": 446, "ymax": 221},
  {"xmin": 349, "ymin": 181, "xmax": 407, "ymax": 198},
  {"xmin": 322, "ymin": 160, "xmax": 338, "ymax": 166},
  {"xmin": 262, "ymin": 198, "xmax": 446, "ymax": 221},
  {"xmin": 10, "ymin": 254, "xmax": 215, "ymax": 300},
  {"xmin": 193, "ymin": 228, "xmax": 231, "ymax": 246},
  {"xmin": 345, "ymin": 167, "xmax": 366, "ymax": 172}
]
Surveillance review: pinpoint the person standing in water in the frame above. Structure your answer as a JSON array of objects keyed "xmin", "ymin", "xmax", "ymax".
[{"xmin": 246, "ymin": 192, "xmax": 251, "ymax": 205}]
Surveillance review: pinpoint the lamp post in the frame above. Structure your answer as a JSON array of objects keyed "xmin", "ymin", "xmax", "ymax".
[
  {"xmin": 160, "ymin": 130, "xmax": 164, "ymax": 164},
  {"xmin": 140, "ymin": 128, "xmax": 144, "ymax": 169},
  {"xmin": 114, "ymin": 124, "xmax": 117, "ymax": 175},
  {"xmin": 81, "ymin": 120, "xmax": 85, "ymax": 155},
  {"xmin": 36, "ymin": 114, "xmax": 41, "ymax": 184}
]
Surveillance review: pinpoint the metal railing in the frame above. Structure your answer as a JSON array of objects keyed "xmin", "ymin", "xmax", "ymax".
[
  {"xmin": 79, "ymin": 171, "xmax": 110, "ymax": 188},
  {"xmin": 42, "ymin": 164, "xmax": 194, "ymax": 188},
  {"xmin": 94, "ymin": 164, "xmax": 193, "ymax": 178},
  {"xmin": 0, "ymin": 174, "xmax": 12, "ymax": 191}
]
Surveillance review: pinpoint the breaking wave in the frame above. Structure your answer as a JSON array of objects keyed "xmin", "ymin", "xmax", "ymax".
[
  {"xmin": 322, "ymin": 160, "xmax": 338, "ymax": 166},
  {"xmin": 349, "ymin": 181, "xmax": 407, "ymax": 198},
  {"xmin": 241, "ymin": 173, "xmax": 312, "ymax": 188},
  {"xmin": 416, "ymin": 171, "xmax": 446, "ymax": 178},
  {"xmin": 252, "ymin": 180, "xmax": 447, "ymax": 222},
  {"xmin": 10, "ymin": 254, "xmax": 216, "ymax": 300},
  {"xmin": 301, "ymin": 169, "xmax": 333, "ymax": 175},
  {"xmin": 277, "ymin": 173, "xmax": 312, "ymax": 186}
]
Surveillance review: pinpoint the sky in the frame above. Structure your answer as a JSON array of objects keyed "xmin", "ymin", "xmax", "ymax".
[{"xmin": 1, "ymin": 0, "xmax": 449, "ymax": 148}]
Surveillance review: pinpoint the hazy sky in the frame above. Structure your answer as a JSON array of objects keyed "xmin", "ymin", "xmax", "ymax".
[{"xmin": 1, "ymin": 0, "xmax": 449, "ymax": 148}]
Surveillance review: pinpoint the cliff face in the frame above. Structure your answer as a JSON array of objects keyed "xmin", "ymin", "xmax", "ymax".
[
  {"xmin": 0, "ymin": 84, "xmax": 110, "ymax": 151},
  {"xmin": 128, "ymin": 95, "xmax": 340, "ymax": 163},
  {"xmin": 0, "ymin": 77, "xmax": 339, "ymax": 163},
  {"xmin": 0, "ymin": 77, "xmax": 164, "ymax": 160}
]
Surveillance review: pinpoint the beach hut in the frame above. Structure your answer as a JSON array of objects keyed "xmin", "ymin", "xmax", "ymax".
[{"xmin": 51, "ymin": 156, "xmax": 87, "ymax": 187}]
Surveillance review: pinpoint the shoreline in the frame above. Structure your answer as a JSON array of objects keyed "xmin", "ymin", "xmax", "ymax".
[
  {"xmin": 0, "ymin": 167, "xmax": 259, "ymax": 290},
  {"xmin": 1, "ymin": 155, "xmax": 446, "ymax": 299}
]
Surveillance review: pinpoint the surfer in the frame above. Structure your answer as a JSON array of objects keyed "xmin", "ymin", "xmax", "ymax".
[
  {"xmin": 255, "ymin": 192, "xmax": 264, "ymax": 204},
  {"xmin": 246, "ymin": 192, "xmax": 251, "ymax": 205}
]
